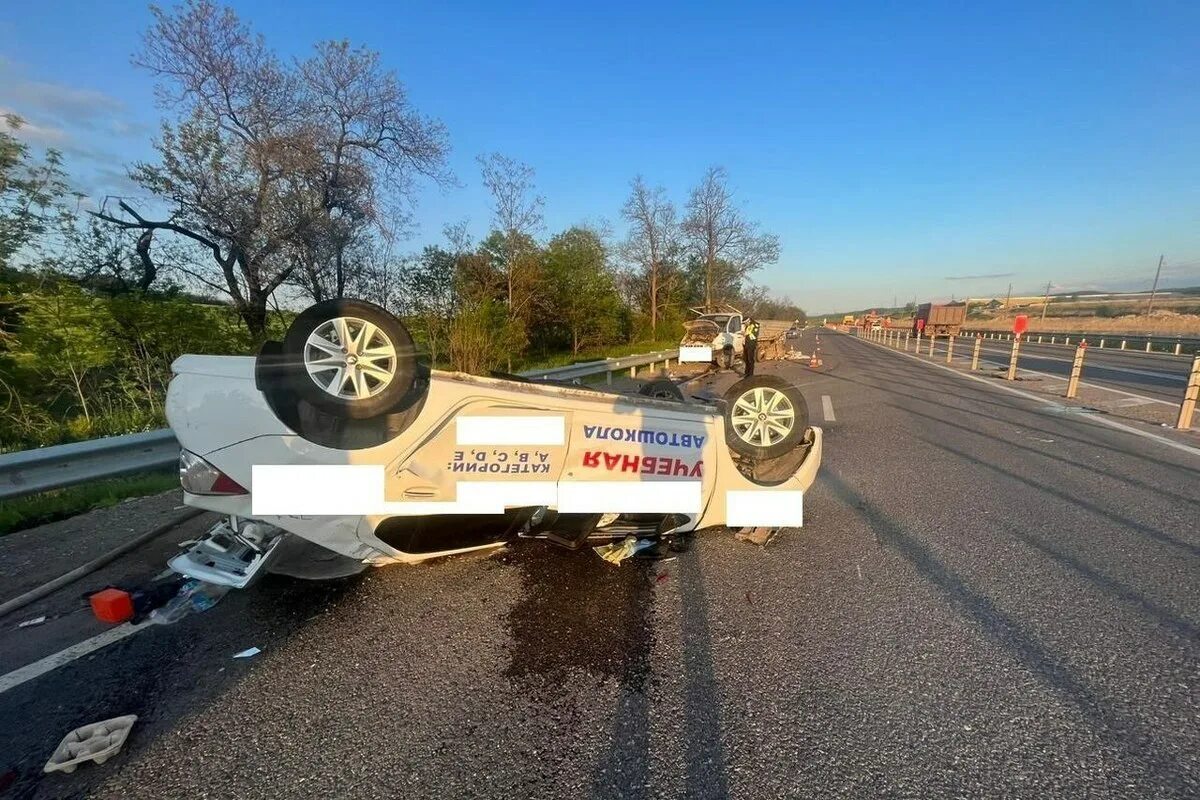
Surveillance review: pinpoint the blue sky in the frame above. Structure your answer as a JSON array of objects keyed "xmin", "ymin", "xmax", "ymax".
[{"xmin": 2, "ymin": 0, "xmax": 1198, "ymax": 312}]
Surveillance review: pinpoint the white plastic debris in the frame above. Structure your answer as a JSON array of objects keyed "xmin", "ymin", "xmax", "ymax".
[
  {"xmin": 43, "ymin": 715, "xmax": 137, "ymax": 774},
  {"xmin": 18, "ymin": 616, "xmax": 47, "ymax": 628},
  {"xmin": 232, "ymin": 647, "xmax": 261, "ymax": 659}
]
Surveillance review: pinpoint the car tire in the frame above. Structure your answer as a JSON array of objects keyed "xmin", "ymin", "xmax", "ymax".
[
  {"xmin": 282, "ymin": 298, "xmax": 417, "ymax": 420},
  {"xmin": 723, "ymin": 374, "xmax": 809, "ymax": 460},
  {"xmin": 638, "ymin": 379, "xmax": 685, "ymax": 401}
]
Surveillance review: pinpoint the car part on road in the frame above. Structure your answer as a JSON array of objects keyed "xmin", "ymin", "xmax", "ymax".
[
  {"xmin": 0, "ymin": 508, "xmax": 206, "ymax": 621},
  {"xmin": 43, "ymin": 715, "xmax": 137, "ymax": 774},
  {"xmin": 282, "ymin": 298, "xmax": 418, "ymax": 420},
  {"xmin": 724, "ymin": 374, "xmax": 810, "ymax": 459},
  {"xmin": 167, "ymin": 518, "xmax": 287, "ymax": 589},
  {"xmin": 593, "ymin": 535, "xmax": 656, "ymax": 565}
]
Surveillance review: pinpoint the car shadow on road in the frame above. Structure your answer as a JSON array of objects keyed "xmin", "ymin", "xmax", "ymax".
[
  {"xmin": 915, "ymin": 435, "xmax": 1200, "ymax": 560},
  {"xmin": 824, "ymin": 357, "xmax": 1200, "ymax": 475},
  {"xmin": 819, "ymin": 467, "xmax": 1193, "ymax": 792},
  {"xmin": 891, "ymin": 403, "xmax": 1200, "ymax": 509}
]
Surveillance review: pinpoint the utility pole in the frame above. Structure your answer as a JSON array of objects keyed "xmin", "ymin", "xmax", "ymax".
[
  {"xmin": 1146, "ymin": 254, "xmax": 1164, "ymax": 316},
  {"xmin": 1040, "ymin": 280, "xmax": 1052, "ymax": 321},
  {"xmin": 1004, "ymin": 283, "xmax": 1012, "ymax": 309}
]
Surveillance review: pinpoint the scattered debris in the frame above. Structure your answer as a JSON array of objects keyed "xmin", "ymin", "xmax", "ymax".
[
  {"xmin": 593, "ymin": 536, "xmax": 656, "ymax": 566},
  {"xmin": 745, "ymin": 591, "xmax": 754, "ymax": 605},
  {"xmin": 44, "ymin": 716, "xmax": 137, "ymax": 774},
  {"xmin": 655, "ymin": 572, "xmax": 671, "ymax": 584},
  {"xmin": 17, "ymin": 616, "xmax": 47, "ymax": 628},
  {"xmin": 90, "ymin": 589, "xmax": 135, "ymax": 624},
  {"xmin": 735, "ymin": 526, "xmax": 777, "ymax": 546},
  {"xmin": 232, "ymin": 647, "xmax": 261, "ymax": 659},
  {"xmin": 148, "ymin": 580, "xmax": 229, "ymax": 625}
]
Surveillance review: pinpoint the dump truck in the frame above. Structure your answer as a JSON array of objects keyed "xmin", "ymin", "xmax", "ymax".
[
  {"xmin": 679, "ymin": 306, "xmax": 794, "ymax": 367},
  {"xmin": 913, "ymin": 302, "xmax": 967, "ymax": 338},
  {"xmin": 841, "ymin": 314, "xmax": 856, "ymax": 326}
]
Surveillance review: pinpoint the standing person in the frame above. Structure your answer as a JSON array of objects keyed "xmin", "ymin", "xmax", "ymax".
[{"xmin": 742, "ymin": 317, "xmax": 760, "ymax": 376}]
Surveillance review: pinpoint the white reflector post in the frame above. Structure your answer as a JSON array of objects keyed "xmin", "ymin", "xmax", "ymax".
[
  {"xmin": 726, "ymin": 490, "xmax": 803, "ymax": 527},
  {"xmin": 679, "ymin": 346, "xmax": 714, "ymax": 363},
  {"xmin": 456, "ymin": 416, "xmax": 565, "ymax": 445},
  {"xmin": 558, "ymin": 481, "xmax": 701, "ymax": 513}
]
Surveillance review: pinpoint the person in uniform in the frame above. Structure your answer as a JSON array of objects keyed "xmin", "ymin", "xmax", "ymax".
[{"xmin": 743, "ymin": 317, "xmax": 760, "ymax": 376}]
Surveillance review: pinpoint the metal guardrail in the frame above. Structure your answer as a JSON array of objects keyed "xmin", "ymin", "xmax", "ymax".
[
  {"xmin": 0, "ymin": 349, "xmax": 681, "ymax": 500},
  {"xmin": 960, "ymin": 329, "xmax": 1199, "ymax": 356}
]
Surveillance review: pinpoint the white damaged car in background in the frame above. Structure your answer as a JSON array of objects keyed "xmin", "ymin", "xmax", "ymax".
[{"xmin": 165, "ymin": 299, "xmax": 823, "ymax": 588}]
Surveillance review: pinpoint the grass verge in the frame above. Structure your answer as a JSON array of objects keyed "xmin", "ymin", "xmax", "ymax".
[{"xmin": 0, "ymin": 471, "xmax": 179, "ymax": 537}]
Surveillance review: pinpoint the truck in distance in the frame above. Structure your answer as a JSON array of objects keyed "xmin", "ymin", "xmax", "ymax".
[{"xmin": 912, "ymin": 302, "xmax": 967, "ymax": 338}]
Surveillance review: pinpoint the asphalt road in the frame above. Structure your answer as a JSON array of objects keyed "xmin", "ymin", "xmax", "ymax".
[
  {"xmin": 913, "ymin": 334, "xmax": 1194, "ymax": 403},
  {"xmin": 1, "ymin": 329, "xmax": 1198, "ymax": 799}
]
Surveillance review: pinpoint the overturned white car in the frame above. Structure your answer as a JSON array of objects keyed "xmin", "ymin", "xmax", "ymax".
[{"xmin": 165, "ymin": 299, "xmax": 823, "ymax": 587}]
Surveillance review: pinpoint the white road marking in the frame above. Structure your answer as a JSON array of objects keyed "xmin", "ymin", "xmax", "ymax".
[
  {"xmin": 0, "ymin": 623, "xmax": 149, "ymax": 695},
  {"xmin": 821, "ymin": 395, "xmax": 836, "ymax": 422},
  {"xmin": 849, "ymin": 334, "xmax": 1200, "ymax": 459}
]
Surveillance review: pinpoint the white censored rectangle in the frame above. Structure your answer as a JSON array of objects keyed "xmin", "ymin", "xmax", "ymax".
[
  {"xmin": 253, "ymin": 464, "xmax": 385, "ymax": 515},
  {"xmin": 726, "ymin": 490, "xmax": 803, "ymax": 527},
  {"xmin": 456, "ymin": 416, "xmax": 565, "ymax": 445},
  {"xmin": 679, "ymin": 345, "xmax": 714, "ymax": 363},
  {"xmin": 558, "ymin": 481, "xmax": 701, "ymax": 513}
]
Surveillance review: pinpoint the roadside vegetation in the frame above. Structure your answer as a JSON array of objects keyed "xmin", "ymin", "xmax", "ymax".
[
  {"xmin": 0, "ymin": 1, "xmax": 804, "ymax": 455},
  {"xmin": 0, "ymin": 472, "xmax": 179, "ymax": 537}
]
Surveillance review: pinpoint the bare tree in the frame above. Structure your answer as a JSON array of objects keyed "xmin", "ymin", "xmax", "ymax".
[
  {"xmin": 620, "ymin": 176, "xmax": 678, "ymax": 337},
  {"xmin": 681, "ymin": 166, "xmax": 780, "ymax": 308},
  {"xmin": 94, "ymin": 1, "xmax": 449, "ymax": 338},
  {"xmin": 477, "ymin": 152, "xmax": 543, "ymax": 314}
]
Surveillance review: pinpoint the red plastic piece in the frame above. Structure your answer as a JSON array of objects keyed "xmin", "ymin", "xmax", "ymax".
[{"xmin": 90, "ymin": 589, "xmax": 134, "ymax": 624}]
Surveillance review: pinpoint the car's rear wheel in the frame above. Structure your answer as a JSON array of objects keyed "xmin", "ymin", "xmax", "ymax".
[
  {"xmin": 724, "ymin": 375, "xmax": 808, "ymax": 459},
  {"xmin": 283, "ymin": 299, "xmax": 417, "ymax": 420},
  {"xmin": 639, "ymin": 379, "xmax": 685, "ymax": 401}
]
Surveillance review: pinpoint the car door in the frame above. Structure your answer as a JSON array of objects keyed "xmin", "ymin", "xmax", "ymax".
[{"xmin": 727, "ymin": 314, "xmax": 744, "ymax": 354}]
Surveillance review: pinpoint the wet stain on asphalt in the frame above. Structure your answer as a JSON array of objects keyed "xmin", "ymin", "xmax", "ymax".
[{"xmin": 498, "ymin": 541, "xmax": 654, "ymax": 689}]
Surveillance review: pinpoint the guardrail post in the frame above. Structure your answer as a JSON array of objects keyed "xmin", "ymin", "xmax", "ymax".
[
  {"xmin": 1121, "ymin": 340, "xmax": 1127, "ymax": 350},
  {"xmin": 630, "ymin": 365, "xmax": 637, "ymax": 377},
  {"xmin": 1066, "ymin": 344, "xmax": 1086, "ymax": 398},
  {"xmin": 1099, "ymin": 339, "xmax": 1105, "ymax": 348},
  {"xmin": 1007, "ymin": 336, "xmax": 1021, "ymax": 380},
  {"xmin": 904, "ymin": 332, "xmax": 910, "ymax": 351},
  {"xmin": 606, "ymin": 369, "xmax": 613, "ymax": 385},
  {"xmin": 927, "ymin": 335, "xmax": 937, "ymax": 359},
  {"xmin": 1037, "ymin": 335, "xmax": 1043, "ymax": 343},
  {"xmin": 1145, "ymin": 341, "xmax": 1152, "ymax": 353},
  {"xmin": 1176, "ymin": 355, "xmax": 1200, "ymax": 430},
  {"xmin": 915, "ymin": 332, "xmax": 923, "ymax": 354},
  {"xmin": 1065, "ymin": 337, "xmax": 1071, "ymax": 345},
  {"xmin": 1175, "ymin": 342, "xmax": 1182, "ymax": 356},
  {"xmin": 971, "ymin": 336, "xmax": 982, "ymax": 371},
  {"xmin": 946, "ymin": 334, "xmax": 955, "ymax": 364}
]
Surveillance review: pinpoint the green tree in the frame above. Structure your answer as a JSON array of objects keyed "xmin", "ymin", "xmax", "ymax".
[{"xmin": 543, "ymin": 227, "xmax": 622, "ymax": 354}]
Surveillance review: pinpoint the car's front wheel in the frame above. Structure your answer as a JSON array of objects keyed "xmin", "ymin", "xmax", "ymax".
[{"xmin": 723, "ymin": 375, "xmax": 809, "ymax": 459}]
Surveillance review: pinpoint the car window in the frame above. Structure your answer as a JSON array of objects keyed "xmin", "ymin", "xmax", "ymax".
[{"xmin": 728, "ymin": 315, "xmax": 742, "ymax": 332}]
